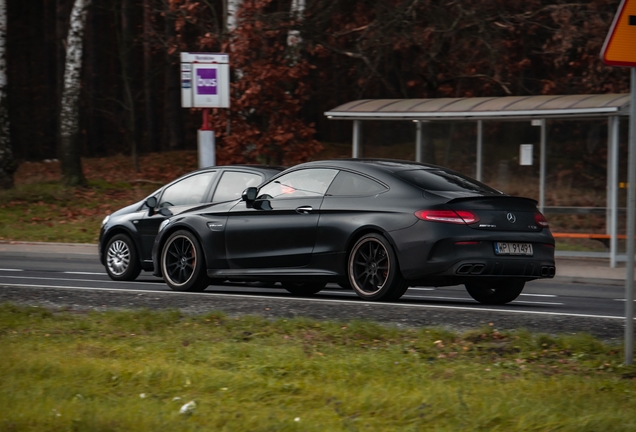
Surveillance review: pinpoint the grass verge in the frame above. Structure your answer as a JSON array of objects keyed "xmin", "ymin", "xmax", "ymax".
[{"xmin": 1, "ymin": 303, "xmax": 635, "ymax": 431}]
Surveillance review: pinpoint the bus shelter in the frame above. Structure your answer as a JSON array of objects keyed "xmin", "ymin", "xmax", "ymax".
[{"xmin": 325, "ymin": 94, "xmax": 631, "ymax": 266}]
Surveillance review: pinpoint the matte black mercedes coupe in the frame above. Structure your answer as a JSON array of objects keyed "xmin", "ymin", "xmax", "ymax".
[
  {"xmin": 152, "ymin": 159, "xmax": 556, "ymax": 304},
  {"xmin": 98, "ymin": 165, "xmax": 283, "ymax": 281}
]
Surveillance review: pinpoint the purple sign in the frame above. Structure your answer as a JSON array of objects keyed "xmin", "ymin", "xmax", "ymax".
[{"xmin": 196, "ymin": 68, "xmax": 218, "ymax": 95}]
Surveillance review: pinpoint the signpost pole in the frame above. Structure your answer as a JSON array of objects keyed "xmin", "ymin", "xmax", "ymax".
[
  {"xmin": 626, "ymin": 67, "xmax": 636, "ymax": 365},
  {"xmin": 600, "ymin": 0, "xmax": 636, "ymax": 365}
]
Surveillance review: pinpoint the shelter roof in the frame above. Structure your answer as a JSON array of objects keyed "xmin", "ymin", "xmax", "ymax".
[{"xmin": 325, "ymin": 94, "xmax": 630, "ymax": 121}]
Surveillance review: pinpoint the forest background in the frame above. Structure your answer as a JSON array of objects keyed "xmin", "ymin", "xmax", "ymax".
[{"xmin": 2, "ymin": 0, "xmax": 633, "ymax": 190}]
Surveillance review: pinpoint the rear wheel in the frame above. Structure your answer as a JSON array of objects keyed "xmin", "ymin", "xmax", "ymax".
[
  {"xmin": 105, "ymin": 234, "xmax": 141, "ymax": 281},
  {"xmin": 282, "ymin": 281, "xmax": 326, "ymax": 296},
  {"xmin": 465, "ymin": 279, "xmax": 525, "ymax": 305},
  {"xmin": 161, "ymin": 230, "xmax": 209, "ymax": 292},
  {"xmin": 348, "ymin": 233, "xmax": 409, "ymax": 301}
]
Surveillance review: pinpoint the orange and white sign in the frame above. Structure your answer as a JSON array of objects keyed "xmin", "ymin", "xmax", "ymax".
[{"xmin": 601, "ymin": 0, "xmax": 636, "ymax": 67}]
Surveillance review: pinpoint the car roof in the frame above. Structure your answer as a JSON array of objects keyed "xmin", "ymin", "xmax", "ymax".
[{"xmin": 291, "ymin": 158, "xmax": 451, "ymax": 175}]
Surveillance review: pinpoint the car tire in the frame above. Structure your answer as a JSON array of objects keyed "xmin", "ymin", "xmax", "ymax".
[
  {"xmin": 465, "ymin": 279, "xmax": 525, "ymax": 305},
  {"xmin": 348, "ymin": 233, "xmax": 409, "ymax": 301},
  {"xmin": 105, "ymin": 234, "xmax": 141, "ymax": 281},
  {"xmin": 282, "ymin": 281, "xmax": 326, "ymax": 296},
  {"xmin": 161, "ymin": 230, "xmax": 209, "ymax": 292}
]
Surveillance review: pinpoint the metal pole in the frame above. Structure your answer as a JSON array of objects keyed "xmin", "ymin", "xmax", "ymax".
[
  {"xmin": 609, "ymin": 116, "xmax": 619, "ymax": 268},
  {"xmin": 415, "ymin": 121, "xmax": 423, "ymax": 163},
  {"xmin": 476, "ymin": 120, "xmax": 483, "ymax": 181},
  {"xmin": 625, "ymin": 68, "xmax": 636, "ymax": 365},
  {"xmin": 352, "ymin": 120, "xmax": 362, "ymax": 158},
  {"xmin": 539, "ymin": 119, "xmax": 546, "ymax": 213}
]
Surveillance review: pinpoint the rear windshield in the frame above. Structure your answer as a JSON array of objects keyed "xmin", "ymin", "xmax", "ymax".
[{"xmin": 396, "ymin": 169, "xmax": 501, "ymax": 194}]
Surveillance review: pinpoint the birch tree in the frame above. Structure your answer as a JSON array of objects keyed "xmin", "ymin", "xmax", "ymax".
[
  {"xmin": 225, "ymin": 0, "xmax": 242, "ymax": 33},
  {"xmin": 59, "ymin": 0, "xmax": 90, "ymax": 186},
  {"xmin": 0, "ymin": 0, "xmax": 15, "ymax": 189}
]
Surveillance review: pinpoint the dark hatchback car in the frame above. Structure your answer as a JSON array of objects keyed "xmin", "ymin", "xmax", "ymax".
[
  {"xmin": 152, "ymin": 159, "xmax": 555, "ymax": 304},
  {"xmin": 98, "ymin": 165, "xmax": 284, "ymax": 281}
]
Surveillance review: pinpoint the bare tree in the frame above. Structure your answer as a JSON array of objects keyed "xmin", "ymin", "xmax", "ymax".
[
  {"xmin": 143, "ymin": 0, "xmax": 158, "ymax": 152},
  {"xmin": 59, "ymin": 0, "xmax": 90, "ymax": 186},
  {"xmin": 0, "ymin": 0, "xmax": 14, "ymax": 189}
]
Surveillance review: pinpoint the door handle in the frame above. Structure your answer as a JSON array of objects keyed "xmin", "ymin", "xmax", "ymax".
[{"xmin": 296, "ymin": 206, "xmax": 313, "ymax": 214}]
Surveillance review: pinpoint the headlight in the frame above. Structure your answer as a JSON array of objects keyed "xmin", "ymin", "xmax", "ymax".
[
  {"xmin": 159, "ymin": 219, "xmax": 172, "ymax": 232},
  {"xmin": 101, "ymin": 215, "xmax": 110, "ymax": 226}
]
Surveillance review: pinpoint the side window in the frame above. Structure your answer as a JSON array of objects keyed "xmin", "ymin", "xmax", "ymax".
[
  {"xmin": 159, "ymin": 172, "xmax": 216, "ymax": 208},
  {"xmin": 213, "ymin": 171, "xmax": 263, "ymax": 203},
  {"xmin": 258, "ymin": 169, "xmax": 338, "ymax": 200},
  {"xmin": 326, "ymin": 171, "xmax": 387, "ymax": 196}
]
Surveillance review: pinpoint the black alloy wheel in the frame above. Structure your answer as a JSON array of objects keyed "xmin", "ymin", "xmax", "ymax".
[
  {"xmin": 282, "ymin": 281, "xmax": 327, "ymax": 296},
  {"xmin": 348, "ymin": 233, "xmax": 409, "ymax": 301},
  {"xmin": 161, "ymin": 230, "xmax": 209, "ymax": 292},
  {"xmin": 464, "ymin": 279, "xmax": 526, "ymax": 305},
  {"xmin": 105, "ymin": 234, "xmax": 141, "ymax": 281}
]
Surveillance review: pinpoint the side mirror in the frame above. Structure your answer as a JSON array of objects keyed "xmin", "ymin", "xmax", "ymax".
[
  {"xmin": 242, "ymin": 187, "xmax": 258, "ymax": 203},
  {"xmin": 145, "ymin": 196, "xmax": 157, "ymax": 216}
]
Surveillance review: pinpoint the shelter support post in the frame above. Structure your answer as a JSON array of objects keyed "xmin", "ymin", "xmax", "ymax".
[
  {"xmin": 625, "ymin": 68, "xmax": 636, "ymax": 366},
  {"xmin": 352, "ymin": 120, "xmax": 362, "ymax": 158},
  {"xmin": 476, "ymin": 120, "xmax": 483, "ymax": 181},
  {"xmin": 608, "ymin": 116, "xmax": 619, "ymax": 268},
  {"xmin": 415, "ymin": 121, "xmax": 423, "ymax": 163},
  {"xmin": 539, "ymin": 119, "xmax": 546, "ymax": 213}
]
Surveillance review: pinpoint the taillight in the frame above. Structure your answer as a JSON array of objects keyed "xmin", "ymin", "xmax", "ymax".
[
  {"xmin": 415, "ymin": 210, "xmax": 480, "ymax": 224},
  {"xmin": 535, "ymin": 212, "xmax": 549, "ymax": 228}
]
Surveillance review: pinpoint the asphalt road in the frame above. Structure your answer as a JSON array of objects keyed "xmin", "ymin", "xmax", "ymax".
[{"xmin": 0, "ymin": 246, "xmax": 632, "ymax": 342}]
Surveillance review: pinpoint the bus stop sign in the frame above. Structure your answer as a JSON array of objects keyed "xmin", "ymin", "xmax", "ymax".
[{"xmin": 601, "ymin": 0, "xmax": 636, "ymax": 67}]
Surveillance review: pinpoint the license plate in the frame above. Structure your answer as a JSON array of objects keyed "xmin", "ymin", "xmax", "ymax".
[{"xmin": 494, "ymin": 242, "xmax": 533, "ymax": 256}]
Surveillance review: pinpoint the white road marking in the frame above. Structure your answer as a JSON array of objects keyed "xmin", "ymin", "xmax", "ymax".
[
  {"xmin": 408, "ymin": 287, "xmax": 435, "ymax": 291},
  {"xmin": 404, "ymin": 294, "xmax": 563, "ymax": 306},
  {"xmin": 403, "ymin": 295, "xmax": 468, "ymax": 301},
  {"xmin": 0, "ymin": 269, "xmax": 23, "ymax": 272},
  {"xmin": 512, "ymin": 300, "xmax": 563, "ymax": 306},
  {"xmin": 64, "ymin": 272, "xmax": 105, "ymax": 275},
  {"xmin": 0, "ymin": 275, "xmax": 139, "ymax": 284},
  {"xmin": 613, "ymin": 299, "xmax": 636, "ymax": 301},
  {"xmin": 0, "ymin": 282, "xmax": 628, "ymax": 320},
  {"xmin": 520, "ymin": 293, "xmax": 558, "ymax": 298}
]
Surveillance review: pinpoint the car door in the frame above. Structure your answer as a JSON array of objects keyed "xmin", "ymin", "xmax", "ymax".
[
  {"xmin": 225, "ymin": 168, "xmax": 338, "ymax": 269},
  {"xmin": 137, "ymin": 170, "xmax": 218, "ymax": 260}
]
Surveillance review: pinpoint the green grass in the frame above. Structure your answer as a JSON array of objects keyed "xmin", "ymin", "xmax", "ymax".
[
  {"xmin": 1, "ymin": 303, "xmax": 635, "ymax": 431},
  {"xmin": 0, "ymin": 180, "xmax": 157, "ymax": 243}
]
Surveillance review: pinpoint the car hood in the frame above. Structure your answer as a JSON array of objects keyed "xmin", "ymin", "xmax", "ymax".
[{"xmin": 110, "ymin": 201, "xmax": 145, "ymax": 217}]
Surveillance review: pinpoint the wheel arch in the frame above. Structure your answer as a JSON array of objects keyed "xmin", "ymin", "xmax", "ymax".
[
  {"xmin": 344, "ymin": 226, "xmax": 404, "ymax": 274},
  {"xmin": 155, "ymin": 223, "xmax": 209, "ymax": 278},
  {"xmin": 100, "ymin": 225, "xmax": 141, "ymax": 266}
]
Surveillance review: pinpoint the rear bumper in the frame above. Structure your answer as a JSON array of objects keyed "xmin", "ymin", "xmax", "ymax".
[{"xmin": 390, "ymin": 221, "xmax": 555, "ymax": 283}]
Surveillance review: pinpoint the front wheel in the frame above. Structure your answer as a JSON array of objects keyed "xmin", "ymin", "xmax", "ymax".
[
  {"xmin": 282, "ymin": 281, "xmax": 326, "ymax": 296},
  {"xmin": 105, "ymin": 234, "xmax": 141, "ymax": 281},
  {"xmin": 348, "ymin": 233, "xmax": 409, "ymax": 301},
  {"xmin": 161, "ymin": 230, "xmax": 209, "ymax": 292},
  {"xmin": 465, "ymin": 279, "xmax": 525, "ymax": 305}
]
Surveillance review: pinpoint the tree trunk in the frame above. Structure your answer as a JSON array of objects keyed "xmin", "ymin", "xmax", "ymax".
[
  {"xmin": 164, "ymin": 12, "xmax": 182, "ymax": 150},
  {"xmin": 0, "ymin": 0, "xmax": 15, "ymax": 189},
  {"xmin": 59, "ymin": 0, "xmax": 90, "ymax": 186},
  {"xmin": 119, "ymin": 0, "xmax": 138, "ymax": 172},
  {"xmin": 143, "ymin": 0, "xmax": 157, "ymax": 152}
]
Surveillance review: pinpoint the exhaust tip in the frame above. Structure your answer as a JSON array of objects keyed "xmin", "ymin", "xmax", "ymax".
[
  {"xmin": 457, "ymin": 264, "xmax": 474, "ymax": 275},
  {"xmin": 541, "ymin": 266, "xmax": 556, "ymax": 277},
  {"xmin": 470, "ymin": 264, "xmax": 485, "ymax": 275}
]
